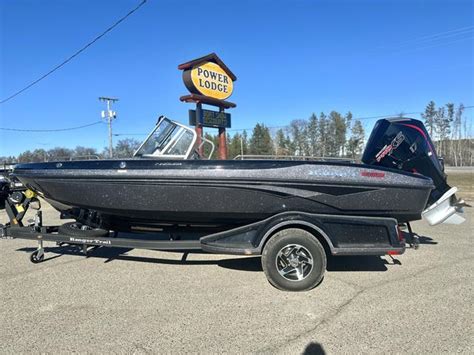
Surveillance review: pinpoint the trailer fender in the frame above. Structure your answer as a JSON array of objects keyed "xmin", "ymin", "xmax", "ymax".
[{"xmin": 256, "ymin": 217, "xmax": 335, "ymax": 255}]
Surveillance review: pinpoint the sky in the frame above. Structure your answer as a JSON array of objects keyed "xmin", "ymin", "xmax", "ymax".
[{"xmin": 0, "ymin": 0, "xmax": 473, "ymax": 157}]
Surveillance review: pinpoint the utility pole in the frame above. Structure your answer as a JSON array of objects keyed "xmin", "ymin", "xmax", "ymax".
[{"xmin": 99, "ymin": 97, "xmax": 119, "ymax": 158}]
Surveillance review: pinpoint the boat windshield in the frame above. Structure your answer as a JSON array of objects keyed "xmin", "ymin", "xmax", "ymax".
[
  {"xmin": 135, "ymin": 119, "xmax": 176, "ymax": 156},
  {"xmin": 134, "ymin": 116, "xmax": 214, "ymax": 159}
]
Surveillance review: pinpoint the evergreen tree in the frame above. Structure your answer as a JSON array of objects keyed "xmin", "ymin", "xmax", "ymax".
[
  {"xmin": 347, "ymin": 120, "xmax": 365, "ymax": 159},
  {"xmin": 203, "ymin": 132, "xmax": 218, "ymax": 159},
  {"xmin": 452, "ymin": 104, "xmax": 464, "ymax": 166},
  {"xmin": 226, "ymin": 133, "xmax": 235, "ymax": 158},
  {"xmin": 345, "ymin": 111, "xmax": 353, "ymax": 126},
  {"xmin": 285, "ymin": 130, "xmax": 296, "ymax": 155},
  {"xmin": 453, "ymin": 103, "xmax": 464, "ymax": 140},
  {"xmin": 318, "ymin": 112, "xmax": 328, "ymax": 157},
  {"xmin": 327, "ymin": 116, "xmax": 336, "ymax": 156},
  {"xmin": 289, "ymin": 119, "xmax": 308, "ymax": 155},
  {"xmin": 343, "ymin": 112, "xmax": 353, "ymax": 156},
  {"xmin": 307, "ymin": 113, "xmax": 319, "ymax": 156},
  {"xmin": 445, "ymin": 103, "xmax": 455, "ymax": 133},
  {"xmin": 438, "ymin": 103, "xmax": 455, "ymax": 157},
  {"xmin": 422, "ymin": 101, "xmax": 437, "ymax": 137},
  {"xmin": 433, "ymin": 107, "xmax": 446, "ymax": 155},
  {"xmin": 241, "ymin": 130, "xmax": 249, "ymax": 156},
  {"xmin": 249, "ymin": 123, "xmax": 273, "ymax": 155},
  {"xmin": 334, "ymin": 112, "xmax": 347, "ymax": 156},
  {"xmin": 227, "ymin": 133, "xmax": 244, "ymax": 159},
  {"xmin": 275, "ymin": 128, "xmax": 290, "ymax": 155},
  {"xmin": 327, "ymin": 111, "xmax": 346, "ymax": 156},
  {"xmin": 17, "ymin": 150, "xmax": 34, "ymax": 163}
]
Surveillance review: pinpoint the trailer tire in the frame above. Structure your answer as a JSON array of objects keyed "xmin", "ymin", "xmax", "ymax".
[
  {"xmin": 58, "ymin": 222, "xmax": 109, "ymax": 238},
  {"xmin": 261, "ymin": 228, "xmax": 326, "ymax": 291}
]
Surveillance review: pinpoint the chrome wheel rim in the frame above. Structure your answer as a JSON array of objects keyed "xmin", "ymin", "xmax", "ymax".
[{"xmin": 275, "ymin": 244, "xmax": 313, "ymax": 281}]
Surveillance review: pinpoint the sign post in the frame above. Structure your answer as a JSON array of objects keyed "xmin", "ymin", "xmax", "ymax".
[
  {"xmin": 195, "ymin": 102, "xmax": 203, "ymax": 156},
  {"xmin": 218, "ymin": 108, "xmax": 227, "ymax": 160},
  {"xmin": 178, "ymin": 53, "xmax": 237, "ymax": 159}
]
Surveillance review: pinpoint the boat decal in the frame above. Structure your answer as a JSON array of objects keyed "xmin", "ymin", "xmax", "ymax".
[
  {"xmin": 308, "ymin": 170, "xmax": 345, "ymax": 178},
  {"xmin": 361, "ymin": 171, "xmax": 385, "ymax": 178},
  {"xmin": 400, "ymin": 123, "xmax": 434, "ymax": 154},
  {"xmin": 69, "ymin": 237, "xmax": 111, "ymax": 245},
  {"xmin": 375, "ymin": 131, "xmax": 405, "ymax": 162},
  {"xmin": 154, "ymin": 162, "xmax": 183, "ymax": 166}
]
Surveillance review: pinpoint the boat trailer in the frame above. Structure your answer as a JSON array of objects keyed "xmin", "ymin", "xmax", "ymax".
[
  {"xmin": 1, "ymin": 186, "xmax": 420, "ymax": 291},
  {"xmin": 1, "ymin": 215, "xmax": 204, "ymax": 263},
  {"xmin": 0, "ymin": 190, "xmax": 213, "ymax": 263},
  {"xmin": 1, "ymin": 185, "xmax": 420, "ymax": 262}
]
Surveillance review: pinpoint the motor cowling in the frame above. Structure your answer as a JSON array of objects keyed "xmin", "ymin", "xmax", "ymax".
[
  {"xmin": 362, "ymin": 118, "xmax": 466, "ymax": 225},
  {"xmin": 362, "ymin": 118, "xmax": 448, "ymax": 204}
]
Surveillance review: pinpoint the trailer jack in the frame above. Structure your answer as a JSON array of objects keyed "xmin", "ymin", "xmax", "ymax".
[{"xmin": 30, "ymin": 239, "xmax": 45, "ymax": 263}]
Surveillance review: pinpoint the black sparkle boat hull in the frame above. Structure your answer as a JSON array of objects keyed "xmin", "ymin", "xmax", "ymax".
[{"xmin": 13, "ymin": 159, "xmax": 433, "ymax": 228}]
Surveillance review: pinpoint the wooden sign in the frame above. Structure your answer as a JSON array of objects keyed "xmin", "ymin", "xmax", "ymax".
[
  {"xmin": 183, "ymin": 62, "xmax": 233, "ymax": 100},
  {"xmin": 189, "ymin": 109, "xmax": 231, "ymax": 128},
  {"xmin": 179, "ymin": 53, "xmax": 237, "ymax": 102},
  {"xmin": 178, "ymin": 53, "xmax": 237, "ymax": 160}
]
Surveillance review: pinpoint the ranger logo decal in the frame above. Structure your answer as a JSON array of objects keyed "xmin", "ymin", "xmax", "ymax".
[{"xmin": 375, "ymin": 131, "xmax": 405, "ymax": 162}]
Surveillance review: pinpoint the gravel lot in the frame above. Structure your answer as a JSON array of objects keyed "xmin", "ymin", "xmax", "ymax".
[{"xmin": 1, "ymin": 198, "xmax": 472, "ymax": 353}]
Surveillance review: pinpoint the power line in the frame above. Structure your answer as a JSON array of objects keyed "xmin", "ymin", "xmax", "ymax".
[
  {"xmin": 355, "ymin": 111, "xmax": 422, "ymax": 120},
  {"xmin": 0, "ymin": 121, "xmax": 103, "ymax": 132},
  {"xmin": 381, "ymin": 25, "xmax": 474, "ymax": 49},
  {"xmin": 226, "ymin": 113, "xmax": 420, "ymax": 132},
  {"xmin": 226, "ymin": 106, "xmax": 474, "ymax": 133},
  {"xmin": 372, "ymin": 26, "xmax": 474, "ymax": 56},
  {"xmin": 10, "ymin": 105, "xmax": 470, "ymax": 135},
  {"xmin": 0, "ymin": 0, "xmax": 148, "ymax": 105},
  {"xmin": 390, "ymin": 35, "xmax": 474, "ymax": 55}
]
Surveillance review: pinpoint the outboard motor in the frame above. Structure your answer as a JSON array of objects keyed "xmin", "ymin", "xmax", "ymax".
[{"xmin": 362, "ymin": 117, "xmax": 467, "ymax": 225}]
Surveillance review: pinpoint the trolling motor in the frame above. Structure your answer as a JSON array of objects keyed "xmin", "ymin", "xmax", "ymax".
[{"xmin": 362, "ymin": 117, "xmax": 468, "ymax": 226}]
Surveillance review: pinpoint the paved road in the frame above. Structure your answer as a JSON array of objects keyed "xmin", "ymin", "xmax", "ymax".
[{"xmin": 0, "ymin": 204, "xmax": 472, "ymax": 353}]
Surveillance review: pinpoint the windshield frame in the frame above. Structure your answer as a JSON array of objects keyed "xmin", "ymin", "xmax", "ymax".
[{"xmin": 134, "ymin": 117, "xmax": 198, "ymax": 159}]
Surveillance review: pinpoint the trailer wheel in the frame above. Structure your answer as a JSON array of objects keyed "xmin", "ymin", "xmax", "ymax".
[
  {"xmin": 58, "ymin": 222, "xmax": 109, "ymax": 238},
  {"xmin": 261, "ymin": 228, "xmax": 326, "ymax": 291},
  {"xmin": 30, "ymin": 250, "xmax": 44, "ymax": 263}
]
